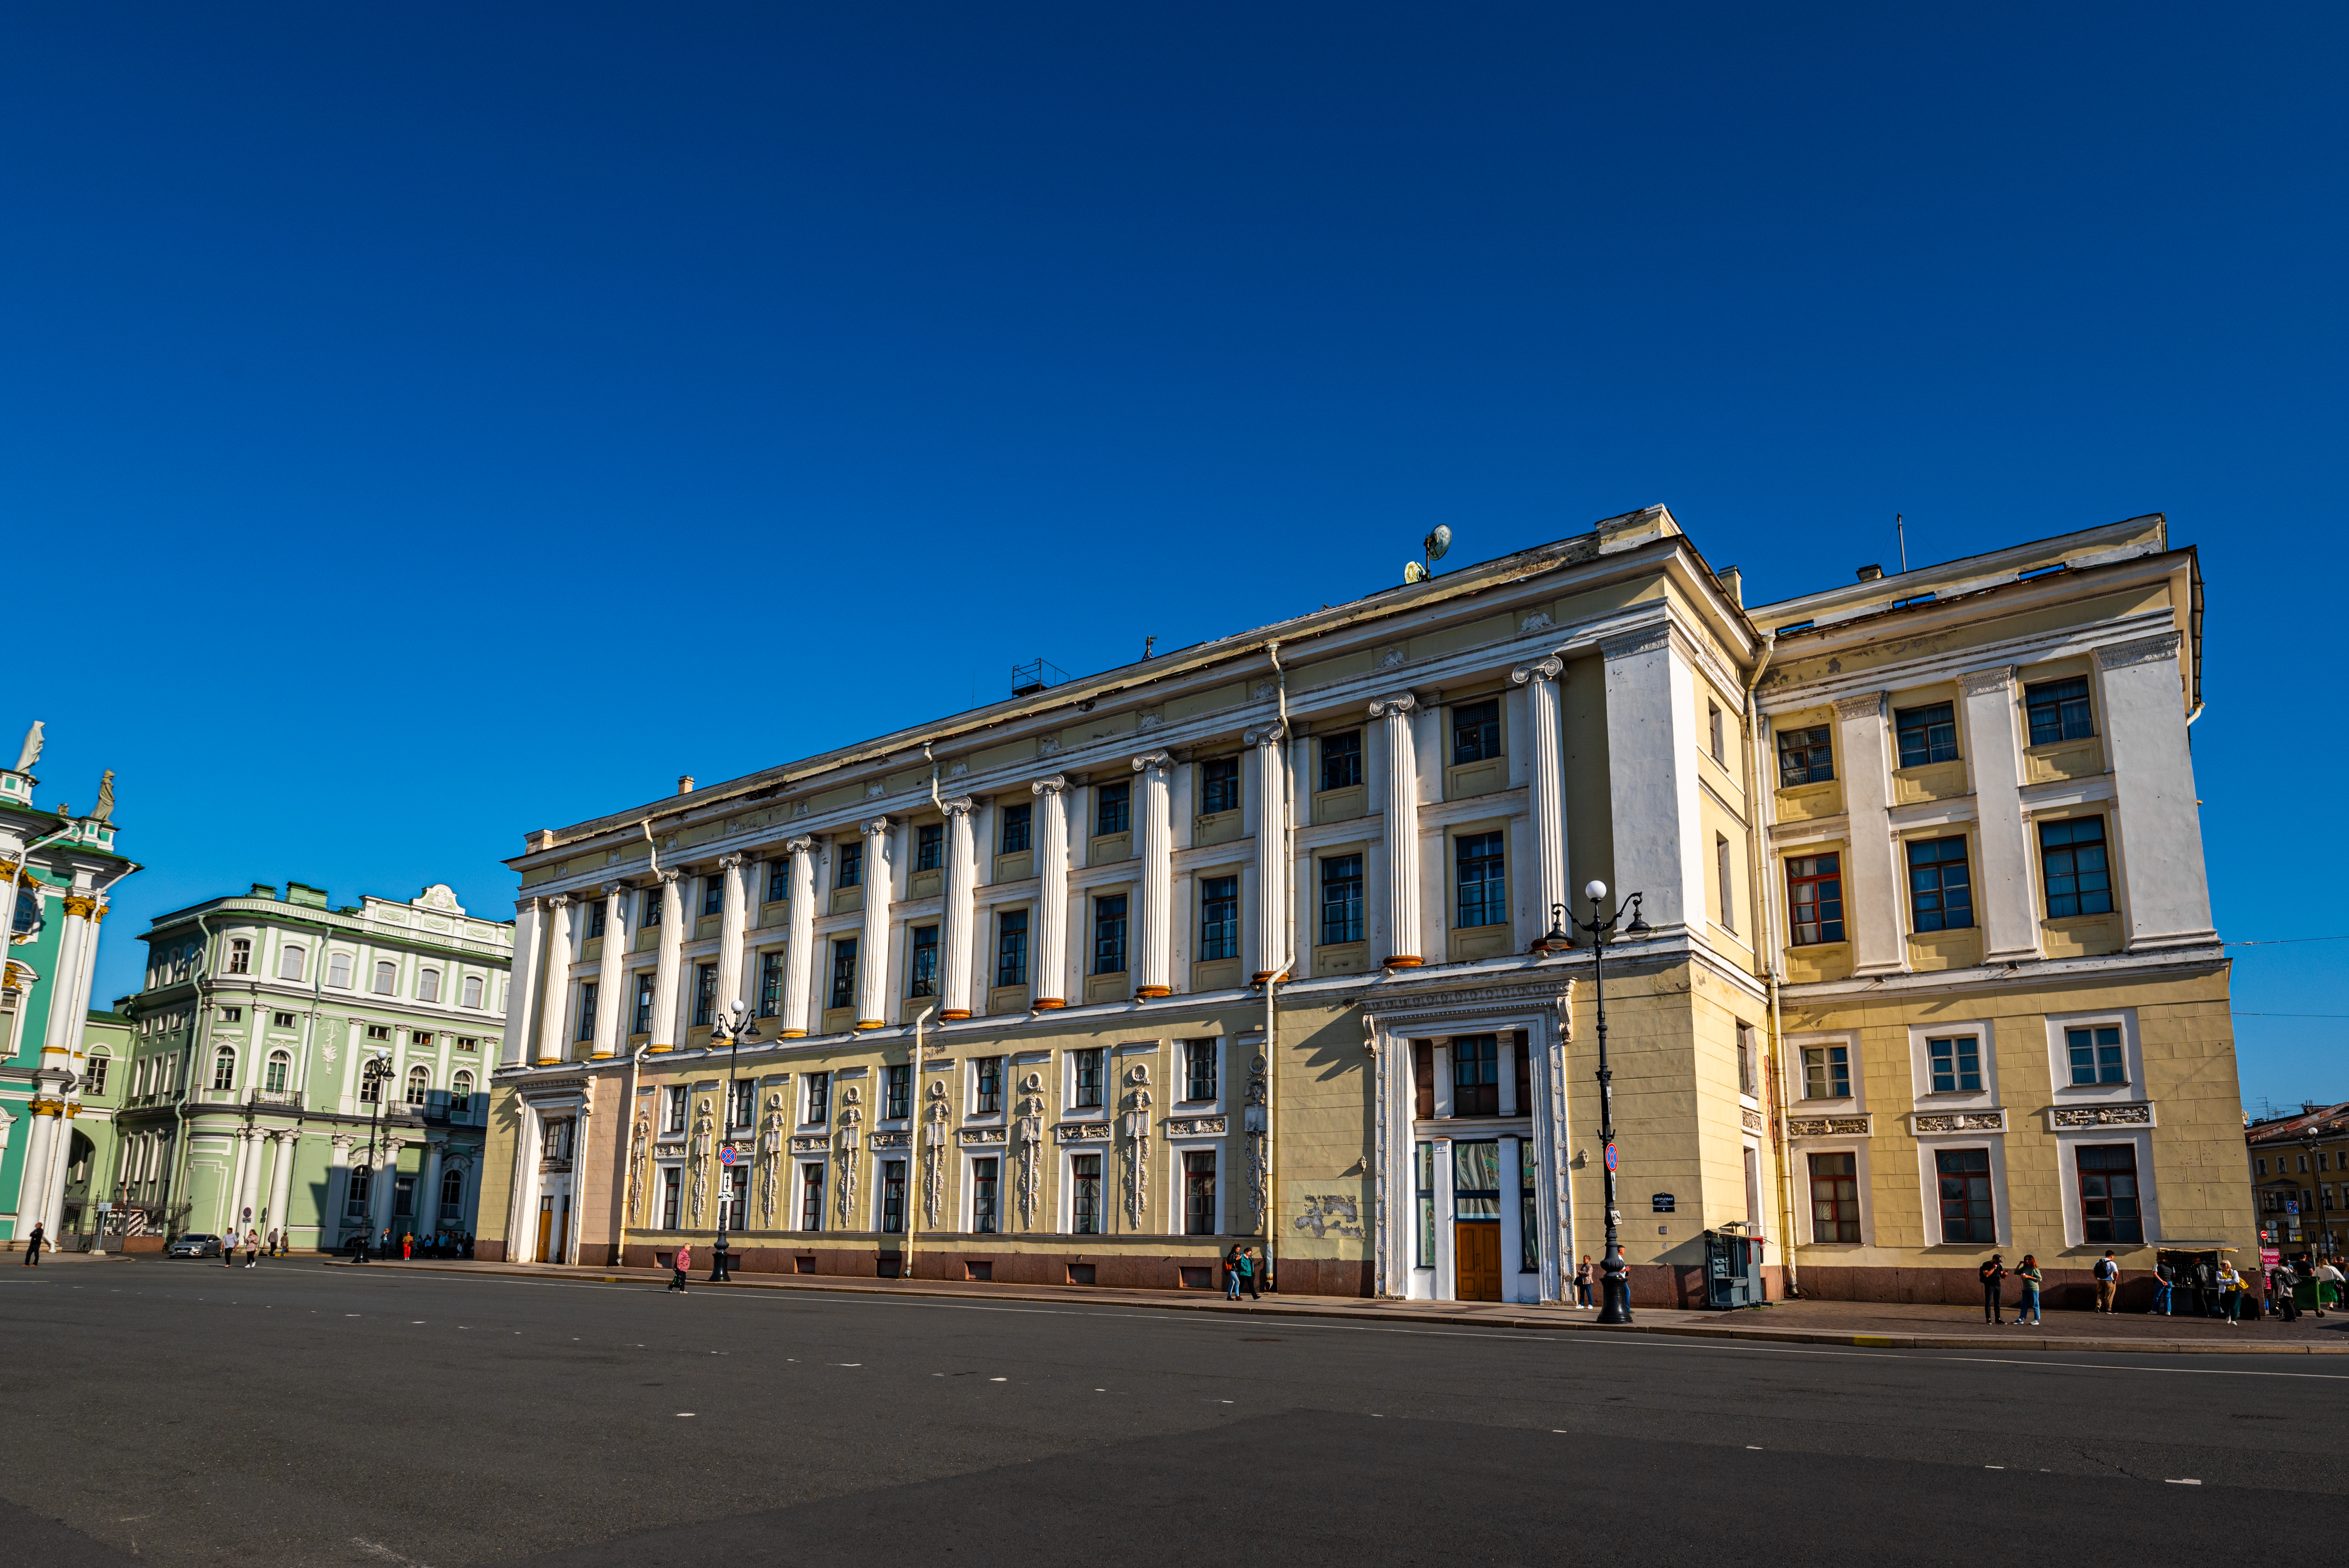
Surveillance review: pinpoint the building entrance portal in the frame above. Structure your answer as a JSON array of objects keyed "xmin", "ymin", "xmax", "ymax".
[{"xmin": 1455, "ymin": 1222, "xmax": 1502, "ymax": 1300}]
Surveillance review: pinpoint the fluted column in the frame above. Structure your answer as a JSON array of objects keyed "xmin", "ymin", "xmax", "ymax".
[
  {"xmin": 1245, "ymin": 723, "xmax": 1287, "ymax": 981},
  {"xmin": 1369, "ymin": 694, "xmax": 1423, "ymax": 967},
  {"xmin": 501, "ymin": 896, "xmax": 545, "ymax": 1069},
  {"xmin": 326, "ymin": 1135, "xmax": 355, "ymax": 1244},
  {"xmin": 590, "ymin": 882, "xmax": 629, "ymax": 1058},
  {"xmin": 856, "ymin": 819, "xmax": 893, "ymax": 1028},
  {"xmin": 1511, "ymin": 657, "xmax": 1570, "ymax": 944},
  {"xmin": 222, "ymin": 1127, "xmax": 255, "ymax": 1233},
  {"xmin": 267, "ymin": 1130, "xmax": 298, "ymax": 1242},
  {"xmin": 779, "ymin": 838, "xmax": 815, "ymax": 1038},
  {"xmin": 238, "ymin": 1129, "xmax": 268, "ymax": 1235},
  {"xmin": 418, "ymin": 1140, "xmax": 444, "ymax": 1234},
  {"xmin": 939, "ymin": 799, "xmax": 979, "ymax": 1019},
  {"xmin": 533, "ymin": 895, "xmax": 575, "ymax": 1065},
  {"xmin": 1132, "ymin": 752, "xmax": 1174, "ymax": 997},
  {"xmin": 371, "ymin": 1139, "xmax": 403, "ymax": 1241},
  {"xmin": 1032, "ymin": 776, "xmax": 1071, "ymax": 1008},
  {"xmin": 648, "ymin": 871, "xmax": 685, "ymax": 1053},
  {"xmin": 713, "ymin": 853, "xmax": 749, "ymax": 1019}
]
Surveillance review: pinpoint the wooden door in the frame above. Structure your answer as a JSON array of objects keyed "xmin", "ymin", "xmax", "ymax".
[
  {"xmin": 1455, "ymin": 1222, "xmax": 1502, "ymax": 1301},
  {"xmin": 536, "ymin": 1197, "xmax": 553, "ymax": 1263}
]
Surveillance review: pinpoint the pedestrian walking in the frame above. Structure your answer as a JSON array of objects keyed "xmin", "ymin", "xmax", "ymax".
[
  {"xmin": 2273, "ymin": 1259, "xmax": 2301, "ymax": 1323},
  {"xmin": 1241, "ymin": 1247, "xmax": 1260, "ymax": 1300},
  {"xmin": 2219, "ymin": 1260, "xmax": 2245, "ymax": 1324},
  {"xmin": 401, "ymin": 1230, "xmax": 414, "ymax": 1260},
  {"xmin": 21, "ymin": 1222, "xmax": 44, "ymax": 1266},
  {"xmin": 2152, "ymin": 1257, "xmax": 2174, "ymax": 1316},
  {"xmin": 244, "ymin": 1231, "xmax": 260, "ymax": 1268},
  {"xmin": 1979, "ymin": 1253, "xmax": 2007, "ymax": 1324},
  {"xmin": 1574, "ymin": 1254, "xmax": 1595, "ymax": 1308},
  {"xmin": 2315, "ymin": 1258, "xmax": 2343, "ymax": 1318},
  {"xmin": 225, "ymin": 1229, "xmax": 241, "ymax": 1267},
  {"xmin": 2092, "ymin": 1250, "xmax": 2119, "ymax": 1313},
  {"xmin": 2013, "ymin": 1255, "xmax": 2044, "ymax": 1325},
  {"xmin": 1225, "ymin": 1246, "xmax": 1244, "ymax": 1299},
  {"xmin": 2193, "ymin": 1258, "xmax": 2214, "ymax": 1317},
  {"xmin": 669, "ymin": 1245, "xmax": 692, "ymax": 1293},
  {"xmin": 266, "ymin": 1228, "xmax": 281, "ymax": 1258}
]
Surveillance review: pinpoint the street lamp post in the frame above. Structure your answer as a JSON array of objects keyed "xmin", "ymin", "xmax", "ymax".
[
  {"xmin": 1567, "ymin": 881, "xmax": 1648, "ymax": 1325},
  {"xmin": 707, "ymin": 1000, "xmax": 762, "ymax": 1283},
  {"xmin": 357, "ymin": 1054, "xmax": 392, "ymax": 1261}
]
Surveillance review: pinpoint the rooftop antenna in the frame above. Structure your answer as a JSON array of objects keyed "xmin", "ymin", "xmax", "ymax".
[
  {"xmin": 1896, "ymin": 513, "xmax": 1907, "ymax": 573},
  {"xmin": 1407, "ymin": 524, "xmax": 1452, "ymax": 584}
]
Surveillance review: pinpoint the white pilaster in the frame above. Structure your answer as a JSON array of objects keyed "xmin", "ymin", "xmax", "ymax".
[
  {"xmin": 591, "ymin": 882, "xmax": 629, "ymax": 1058},
  {"xmin": 779, "ymin": 839, "xmax": 815, "ymax": 1038},
  {"xmin": 1832, "ymin": 690, "xmax": 1905, "ymax": 976},
  {"xmin": 714, "ymin": 853, "xmax": 749, "ymax": 1017},
  {"xmin": 237, "ymin": 1128, "xmax": 267, "ymax": 1234},
  {"xmin": 1033, "ymin": 777, "xmax": 1071, "ymax": 1008},
  {"xmin": 648, "ymin": 872, "xmax": 685, "ymax": 1052},
  {"xmin": 533, "ymin": 895, "xmax": 575, "ymax": 1064},
  {"xmin": 1244, "ymin": 725, "xmax": 1288, "ymax": 981},
  {"xmin": 371, "ymin": 1139, "xmax": 402, "ymax": 1242},
  {"xmin": 418, "ymin": 1141, "xmax": 444, "ymax": 1234},
  {"xmin": 1960, "ymin": 667, "xmax": 2039, "ymax": 962},
  {"xmin": 2095, "ymin": 632, "xmax": 2218, "ymax": 950},
  {"xmin": 1601, "ymin": 625, "xmax": 1708, "ymax": 940},
  {"xmin": 325, "ymin": 1135, "xmax": 355, "ymax": 1244},
  {"xmin": 501, "ymin": 896, "xmax": 545, "ymax": 1070},
  {"xmin": 1510, "ymin": 656, "xmax": 1571, "ymax": 939},
  {"xmin": 856, "ymin": 820, "xmax": 895, "ymax": 1027},
  {"xmin": 939, "ymin": 800, "xmax": 979, "ymax": 1019},
  {"xmin": 1133, "ymin": 752, "xmax": 1174, "ymax": 997},
  {"xmin": 267, "ymin": 1130, "xmax": 298, "ymax": 1241},
  {"xmin": 1368, "ymin": 694, "xmax": 1423, "ymax": 967}
]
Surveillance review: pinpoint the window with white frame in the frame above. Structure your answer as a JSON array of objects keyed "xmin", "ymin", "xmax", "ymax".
[
  {"xmin": 328, "ymin": 952, "xmax": 353, "ymax": 988},
  {"xmin": 372, "ymin": 960, "xmax": 397, "ymax": 995},
  {"xmin": 1801, "ymin": 1044, "xmax": 1850, "ymax": 1100},
  {"xmin": 418, "ymin": 968, "xmax": 441, "ymax": 1003},
  {"xmin": 1928, "ymin": 1034, "xmax": 1983, "ymax": 1094},
  {"xmin": 278, "ymin": 945, "xmax": 306, "ymax": 981},
  {"xmin": 461, "ymin": 974, "xmax": 484, "ymax": 1008}
]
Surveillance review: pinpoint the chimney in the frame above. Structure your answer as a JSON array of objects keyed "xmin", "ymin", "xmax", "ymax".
[
  {"xmin": 677, "ymin": 776, "xmax": 695, "ymax": 795},
  {"xmin": 1856, "ymin": 564, "xmax": 1884, "ymax": 582},
  {"xmin": 1714, "ymin": 566, "xmax": 1743, "ymax": 607},
  {"xmin": 526, "ymin": 829, "xmax": 557, "ymax": 853}
]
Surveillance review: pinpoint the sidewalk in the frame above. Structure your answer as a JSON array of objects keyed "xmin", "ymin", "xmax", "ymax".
[{"xmin": 257, "ymin": 1254, "xmax": 2349, "ymax": 1356}]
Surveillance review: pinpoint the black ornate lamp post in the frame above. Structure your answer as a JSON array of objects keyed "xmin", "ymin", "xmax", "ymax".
[
  {"xmin": 357, "ymin": 1054, "xmax": 392, "ymax": 1261},
  {"xmin": 708, "ymin": 1000, "xmax": 762, "ymax": 1283},
  {"xmin": 1572, "ymin": 880, "xmax": 1648, "ymax": 1324}
]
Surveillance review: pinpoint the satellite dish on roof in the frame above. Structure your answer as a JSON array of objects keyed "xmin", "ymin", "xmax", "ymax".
[
  {"xmin": 1404, "ymin": 561, "xmax": 1430, "ymax": 584},
  {"xmin": 1424, "ymin": 525, "xmax": 1452, "ymax": 562}
]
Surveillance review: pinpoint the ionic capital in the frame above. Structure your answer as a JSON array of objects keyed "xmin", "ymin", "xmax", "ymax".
[
  {"xmin": 783, "ymin": 836, "xmax": 814, "ymax": 857},
  {"xmin": 1131, "ymin": 750, "xmax": 1174, "ymax": 776},
  {"xmin": 546, "ymin": 893, "xmax": 572, "ymax": 911},
  {"xmin": 860, "ymin": 817, "xmax": 893, "ymax": 839},
  {"xmin": 1366, "ymin": 692, "xmax": 1417, "ymax": 719},
  {"xmin": 1242, "ymin": 723, "xmax": 1285, "ymax": 748},
  {"xmin": 940, "ymin": 797, "xmax": 979, "ymax": 818},
  {"xmin": 1510, "ymin": 656, "xmax": 1565, "ymax": 687},
  {"xmin": 1032, "ymin": 774, "xmax": 1069, "ymax": 798},
  {"xmin": 717, "ymin": 853, "xmax": 745, "ymax": 872}
]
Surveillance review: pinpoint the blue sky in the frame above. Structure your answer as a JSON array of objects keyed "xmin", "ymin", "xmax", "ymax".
[{"xmin": 4, "ymin": 6, "xmax": 2341, "ymax": 1108}]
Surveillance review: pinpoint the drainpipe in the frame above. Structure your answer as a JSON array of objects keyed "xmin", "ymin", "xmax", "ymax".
[
  {"xmin": 166, "ymin": 909, "xmax": 221, "ymax": 1240},
  {"xmin": 1740, "ymin": 632, "xmax": 1800, "ymax": 1299},
  {"xmin": 1264, "ymin": 642, "xmax": 1296, "ymax": 1290},
  {"xmin": 611, "ymin": 1041, "xmax": 651, "ymax": 1269},
  {"xmin": 905, "ymin": 1001, "xmax": 932, "ymax": 1281}
]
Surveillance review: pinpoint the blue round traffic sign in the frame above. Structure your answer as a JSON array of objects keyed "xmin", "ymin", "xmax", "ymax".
[
  {"xmin": 1603, "ymin": 1143, "xmax": 1618, "ymax": 1173},
  {"xmin": 719, "ymin": 1147, "xmax": 739, "ymax": 1166}
]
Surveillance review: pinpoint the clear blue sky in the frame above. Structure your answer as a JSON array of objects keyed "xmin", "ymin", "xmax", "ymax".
[{"xmin": 5, "ymin": 6, "xmax": 2340, "ymax": 1109}]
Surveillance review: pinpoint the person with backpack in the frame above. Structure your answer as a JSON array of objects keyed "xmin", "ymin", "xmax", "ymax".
[
  {"xmin": 2092, "ymin": 1250, "xmax": 2119, "ymax": 1313},
  {"xmin": 2272, "ymin": 1258, "xmax": 2301, "ymax": 1323},
  {"xmin": 669, "ymin": 1245, "xmax": 692, "ymax": 1293},
  {"xmin": 2012, "ymin": 1256, "xmax": 2043, "ymax": 1325},
  {"xmin": 1224, "ymin": 1246, "xmax": 1244, "ymax": 1299},
  {"xmin": 1978, "ymin": 1254, "xmax": 2007, "ymax": 1324}
]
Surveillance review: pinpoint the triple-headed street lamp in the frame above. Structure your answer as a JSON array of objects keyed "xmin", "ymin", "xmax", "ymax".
[
  {"xmin": 357, "ymin": 1053, "xmax": 393, "ymax": 1260},
  {"xmin": 1542, "ymin": 880, "xmax": 1648, "ymax": 1325},
  {"xmin": 707, "ymin": 1000, "xmax": 763, "ymax": 1283}
]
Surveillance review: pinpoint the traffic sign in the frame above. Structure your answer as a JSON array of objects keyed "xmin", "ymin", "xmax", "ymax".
[
  {"xmin": 2288, "ymin": 1202, "xmax": 2301, "ymax": 1215},
  {"xmin": 719, "ymin": 1147, "xmax": 739, "ymax": 1166},
  {"xmin": 1604, "ymin": 1143, "xmax": 1618, "ymax": 1173}
]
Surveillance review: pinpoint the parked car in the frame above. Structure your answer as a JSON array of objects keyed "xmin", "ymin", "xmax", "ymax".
[{"xmin": 165, "ymin": 1233, "xmax": 222, "ymax": 1258}]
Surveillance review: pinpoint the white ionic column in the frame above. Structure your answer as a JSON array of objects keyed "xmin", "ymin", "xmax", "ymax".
[
  {"xmin": 238, "ymin": 1129, "xmax": 268, "ymax": 1234},
  {"xmin": 1032, "ymin": 776, "xmax": 1071, "ymax": 1008},
  {"xmin": 2094, "ymin": 632, "xmax": 2218, "ymax": 950},
  {"xmin": 501, "ymin": 897, "xmax": 546, "ymax": 1069},
  {"xmin": 1959, "ymin": 666, "xmax": 2039, "ymax": 963},
  {"xmin": 219, "ymin": 1126, "xmax": 253, "ymax": 1233},
  {"xmin": 1133, "ymin": 751, "xmax": 1174, "ymax": 998},
  {"xmin": 1244, "ymin": 724, "xmax": 1288, "ymax": 981},
  {"xmin": 1600, "ymin": 624, "xmax": 1708, "ymax": 942},
  {"xmin": 534, "ymin": 895, "xmax": 575, "ymax": 1064},
  {"xmin": 648, "ymin": 872, "xmax": 685, "ymax": 1053},
  {"xmin": 1510, "ymin": 656, "xmax": 1571, "ymax": 941},
  {"xmin": 1368, "ymin": 695, "xmax": 1422, "ymax": 967},
  {"xmin": 267, "ymin": 1130, "xmax": 298, "ymax": 1242},
  {"xmin": 779, "ymin": 839, "xmax": 815, "ymax": 1038},
  {"xmin": 939, "ymin": 799, "xmax": 979, "ymax": 1019},
  {"xmin": 856, "ymin": 820, "xmax": 893, "ymax": 1028},
  {"xmin": 714, "ymin": 853, "xmax": 749, "ymax": 1017},
  {"xmin": 591, "ymin": 882, "xmax": 629, "ymax": 1058},
  {"xmin": 325, "ymin": 1136, "xmax": 355, "ymax": 1245},
  {"xmin": 418, "ymin": 1141, "xmax": 444, "ymax": 1234},
  {"xmin": 1831, "ymin": 690, "xmax": 1905, "ymax": 977},
  {"xmin": 371, "ymin": 1140, "xmax": 403, "ymax": 1241}
]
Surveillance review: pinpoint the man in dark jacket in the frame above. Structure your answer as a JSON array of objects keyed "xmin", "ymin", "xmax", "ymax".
[
  {"xmin": 20, "ymin": 1223, "xmax": 44, "ymax": 1267},
  {"xmin": 1979, "ymin": 1254, "xmax": 2006, "ymax": 1324}
]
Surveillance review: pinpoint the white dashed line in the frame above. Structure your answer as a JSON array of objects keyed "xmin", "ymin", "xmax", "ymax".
[{"xmin": 2166, "ymin": 1478, "xmax": 2202, "ymax": 1485}]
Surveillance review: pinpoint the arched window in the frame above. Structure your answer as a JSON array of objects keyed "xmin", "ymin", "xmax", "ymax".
[
  {"xmin": 360, "ymin": 1067, "xmax": 382, "ymax": 1105},
  {"xmin": 439, "ymin": 1165, "xmax": 464, "ymax": 1214},
  {"xmin": 278, "ymin": 945, "xmax": 305, "ymax": 981},
  {"xmin": 227, "ymin": 938, "xmax": 252, "ymax": 975},
  {"xmin": 346, "ymin": 1165, "xmax": 371, "ymax": 1215},
  {"xmin": 327, "ymin": 952, "xmax": 352, "ymax": 988},
  {"xmin": 85, "ymin": 1051, "xmax": 109, "ymax": 1096},
  {"xmin": 418, "ymin": 968, "xmax": 441, "ymax": 1003},
  {"xmin": 405, "ymin": 1065, "xmax": 429, "ymax": 1105},
  {"xmin": 461, "ymin": 975, "xmax": 483, "ymax": 1009},
  {"xmin": 264, "ymin": 1050, "xmax": 291, "ymax": 1094},
  {"xmin": 211, "ymin": 1047, "xmax": 236, "ymax": 1091},
  {"xmin": 451, "ymin": 1069, "xmax": 475, "ymax": 1102},
  {"xmin": 372, "ymin": 960, "xmax": 396, "ymax": 995}
]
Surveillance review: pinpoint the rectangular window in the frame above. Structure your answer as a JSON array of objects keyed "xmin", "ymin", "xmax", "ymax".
[
  {"xmin": 1199, "ymin": 757, "xmax": 1241, "ymax": 816},
  {"xmin": 1095, "ymin": 781, "xmax": 1131, "ymax": 837},
  {"xmin": 1320, "ymin": 730, "xmax": 1363, "ymax": 791},
  {"xmin": 916, "ymin": 823, "xmax": 945, "ymax": 872},
  {"xmin": 1935, "ymin": 1148, "xmax": 1994, "ymax": 1243},
  {"xmin": 729, "ymin": 1079, "xmax": 756, "ymax": 1130},
  {"xmin": 995, "ymin": 911, "xmax": 1029, "ymax": 986},
  {"xmin": 1452, "ymin": 1034, "xmax": 1499, "ymax": 1117},
  {"xmin": 633, "ymin": 973, "xmax": 655, "ymax": 1036},
  {"xmin": 1802, "ymin": 1044, "xmax": 1850, "ymax": 1100},
  {"xmin": 1786, "ymin": 854, "xmax": 1845, "ymax": 945},
  {"xmin": 663, "ymin": 1085, "xmax": 687, "ymax": 1134},
  {"xmin": 1451, "ymin": 700, "xmax": 1501, "ymax": 765},
  {"xmin": 1184, "ymin": 1150, "xmax": 1217, "ymax": 1236},
  {"xmin": 1520, "ymin": 1140, "xmax": 1540, "ymax": 1273},
  {"xmin": 372, "ymin": 961, "xmax": 397, "ymax": 995},
  {"xmin": 1415, "ymin": 1141, "xmax": 1436, "ymax": 1266},
  {"xmin": 1896, "ymin": 701, "xmax": 1959, "ymax": 767},
  {"xmin": 2077, "ymin": 1145, "xmax": 2144, "ymax": 1244},
  {"xmin": 1000, "ymin": 802, "xmax": 1032, "ymax": 854},
  {"xmin": 463, "ymin": 973, "xmax": 483, "ymax": 1008},
  {"xmin": 829, "ymin": 939, "xmax": 858, "ymax": 1010},
  {"xmin": 658, "ymin": 1167, "xmax": 680, "ymax": 1230},
  {"xmin": 767, "ymin": 863, "xmax": 788, "ymax": 903},
  {"xmin": 575, "ymin": 982, "xmax": 599, "ymax": 1042},
  {"xmin": 585, "ymin": 902, "xmax": 608, "ymax": 940},
  {"xmin": 723, "ymin": 1160, "xmax": 748, "ymax": 1231},
  {"xmin": 1199, "ymin": 875, "xmax": 1239, "ymax": 961},
  {"xmin": 881, "ymin": 1159, "xmax": 907, "ymax": 1234},
  {"xmin": 417, "ymin": 968, "xmax": 440, "ymax": 1003},
  {"xmin": 804, "ymin": 1071, "xmax": 831, "ymax": 1126},
  {"xmin": 1708, "ymin": 700, "xmax": 1725, "ymax": 764},
  {"xmin": 691, "ymin": 963, "xmax": 716, "ymax": 1028},
  {"xmin": 1454, "ymin": 1139, "xmax": 1501, "ymax": 1219},
  {"xmin": 836, "ymin": 840, "xmax": 863, "ymax": 890},
  {"xmin": 641, "ymin": 888, "xmax": 662, "ymax": 927},
  {"xmin": 328, "ymin": 953, "xmax": 353, "ymax": 989},
  {"xmin": 227, "ymin": 938, "xmax": 251, "ymax": 975},
  {"xmin": 1928, "ymin": 1035, "xmax": 1983, "ymax": 1094},
  {"xmin": 1907, "ymin": 837, "xmax": 1974, "ymax": 931},
  {"xmin": 2025, "ymin": 676, "xmax": 2095, "ymax": 745},
  {"xmin": 975, "ymin": 1056, "xmax": 1004, "ymax": 1115},
  {"xmin": 758, "ymin": 952, "xmax": 784, "ymax": 1018},
  {"xmin": 277, "ymin": 945, "xmax": 306, "ymax": 981},
  {"xmin": 1715, "ymin": 835, "xmax": 1735, "ymax": 932},
  {"xmin": 972, "ymin": 1157, "xmax": 1000, "ymax": 1234},
  {"xmin": 1072, "ymin": 1153, "xmax": 1101, "ymax": 1235},
  {"xmin": 884, "ymin": 1063, "xmax": 910, "ymax": 1120},
  {"xmin": 1737, "ymin": 1024, "xmax": 1756, "ymax": 1097},
  {"xmin": 1184, "ymin": 1039, "xmax": 1217, "ymax": 1102},
  {"xmin": 801, "ymin": 1164, "xmax": 825, "ymax": 1231},
  {"xmin": 701, "ymin": 878, "xmax": 723, "ymax": 917},
  {"xmin": 2039, "ymin": 817, "xmax": 2112, "ymax": 918},
  {"xmin": 1092, "ymin": 893, "xmax": 1129, "ymax": 975},
  {"xmin": 909, "ymin": 925, "xmax": 940, "ymax": 997},
  {"xmin": 1808, "ymin": 1152, "xmax": 1861, "ymax": 1242},
  {"xmin": 1454, "ymin": 831, "xmax": 1506, "ymax": 929},
  {"xmin": 1321, "ymin": 854, "xmax": 1364, "ymax": 945},
  {"xmin": 1073, "ymin": 1047, "xmax": 1105, "ymax": 1110},
  {"xmin": 1777, "ymin": 725, "xmax": 1834, "ymax": 787},
  {"xmin": 365, "ymin": 1023, "xmax": 390, "ymax": 1040},
  {"xmin": 2065, "ymin": 1025, "xmax": 2126, "ymax": 1086}
]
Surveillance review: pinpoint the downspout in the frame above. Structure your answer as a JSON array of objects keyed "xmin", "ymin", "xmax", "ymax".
[
  {"xmin": 1265, "ymin": 642, "xmax": 1296, "ymax": 1290},
  {"xmin": 1740, "ymin": 632, "xmax": 1800, "ymax": 1298},
  {"xmin": 612, "ymin": 1041, "xmax": 650, "ymax": 1269},
  {"xmin": 167, "ymin": 909, "xmax": 220, "ymax": 1239},
  {"xmin": 911, "ymin": 740, "xmax": 946, "ymax": 1283}
]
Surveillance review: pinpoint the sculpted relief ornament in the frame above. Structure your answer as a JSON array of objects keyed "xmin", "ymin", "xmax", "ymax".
[
  {"xmin": 1245, "ymin": 1054, "xmax": 1270, "ymax": 1233},
  {"xmin": 922, "ymin": 1080, "xmax": 951, "ymax": 1227},
  {"xmin": 758, "ymin": 1093, "xmax": 786, "ymax": 1226},
  {"xmin": 1120, "ymin": 1064, "xmax": 1153, "ymax": 1229},
  {"xmin": 1014, "ymin": 1074, "xmax": 1046, "ymax": 1228},
  {"xmin": 836, "ymin": 1086, "xmax": 863, "ymax": 1224},
  {"xmin": 625, "ymin": 1113, "xmax": 651, "ymax": 1224},
  {"xmin": 689, "ymin": 1098, "xmax": 715, "ymax": 1226}
]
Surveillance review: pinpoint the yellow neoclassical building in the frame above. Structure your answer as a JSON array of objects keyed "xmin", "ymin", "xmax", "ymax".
[{"xmin": 479, "ymin": 507, "xmax": 2251, "ymax": 1305}]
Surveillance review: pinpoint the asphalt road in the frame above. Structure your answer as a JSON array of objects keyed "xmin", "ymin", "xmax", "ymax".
[{"xmin": 3, "ymin": 1260, "xmax": 2338, "ymax": 1568}]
